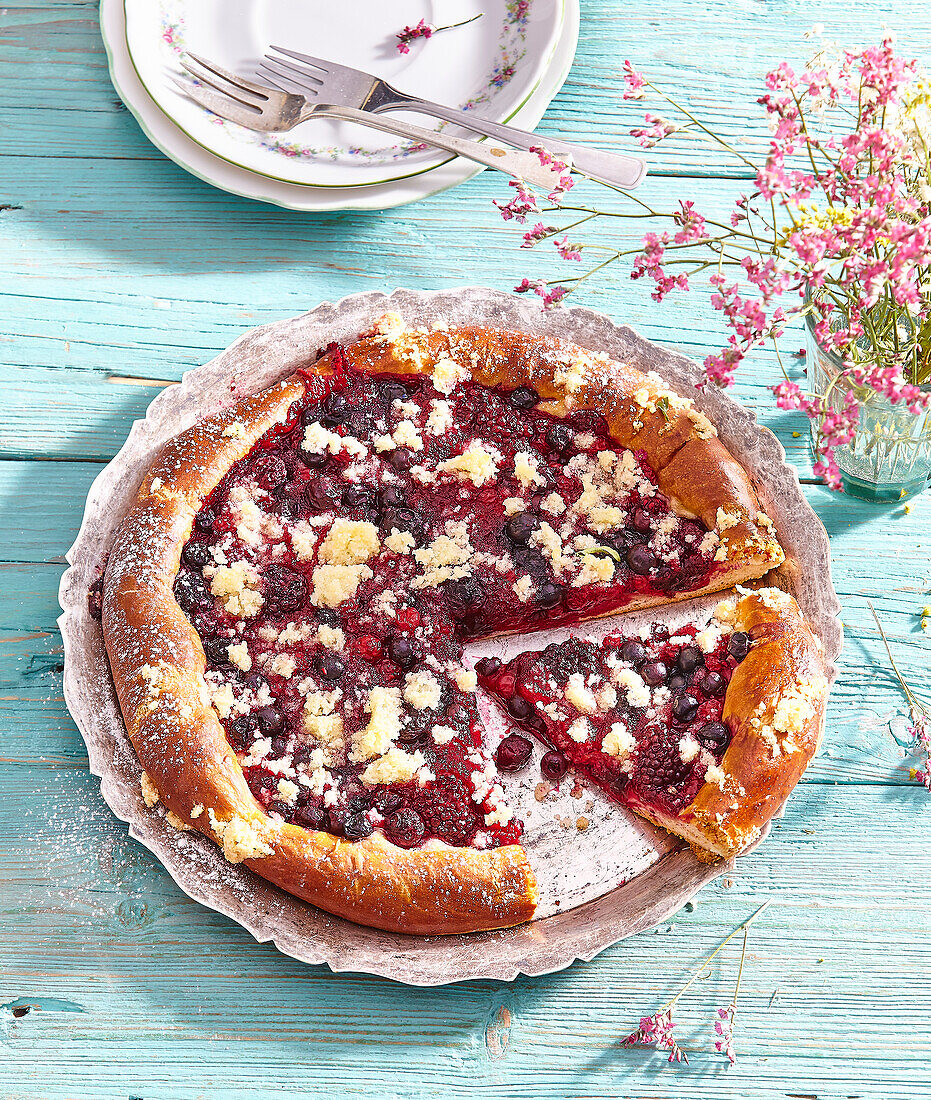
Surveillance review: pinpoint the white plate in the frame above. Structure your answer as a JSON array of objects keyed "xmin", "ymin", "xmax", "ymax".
[
  {"xmin": 123, "ymin": 0, "xmax": 564, "ymax": 189},
  {"xmin": 101, "ymin": 0, "xmax": 579, "ymax": 210}
]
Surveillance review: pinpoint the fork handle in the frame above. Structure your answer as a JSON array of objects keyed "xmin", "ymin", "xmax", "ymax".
[
  {"xmin": 374, "ymin": 94, "xmax": 647, "ymax": 190},
  {"xmin": 315, "ymin": 105, "xmax": 568, "ymax": 190}
]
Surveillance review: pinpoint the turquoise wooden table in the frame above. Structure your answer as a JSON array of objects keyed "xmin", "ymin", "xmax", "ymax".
[{"xmin": 2, "ymin": 2, "xmax": 930, "ymax": 1098}]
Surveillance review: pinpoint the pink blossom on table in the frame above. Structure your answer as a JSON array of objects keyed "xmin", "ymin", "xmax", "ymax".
[
  {"xmin": 630, "ymin": 114, "xmax": 678, "ymax": 148},
  {"xmin": 554, "ymin": 236, "xmax": 582, "ymax": 261},
  {"xmin": 396, "ymin": 14, "xmax": 482, "ymax": 53},
  {"xmin": 713, "ymin": 1005, "xmax": 737, "ymax": 1065},
  {"xmin": 909, "ymin": 714, "xmax": 931, "ymax": 790},
  {"xmin": 622, "ymin": 1009, "xmax": 689, "ymax": 1064},
  {"xmin": 521, "ymin": 222, "xmax": 549, "ymax": 248},
  {"xmin": 622, "ymin": 59, "xmax": 647, "ymax": 100},
  {"xmin": 493, "ymin": 179, "xmax": 540, "ymax": 223}
]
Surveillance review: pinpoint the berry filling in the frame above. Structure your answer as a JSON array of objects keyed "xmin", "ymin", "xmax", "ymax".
[
  {"xmin": 173, "ymin": 348, "xmax": 725, "ymax": 852},
  {"xmin": 478, "ymin": 615, "xmax": 752, "ymax": 819}
]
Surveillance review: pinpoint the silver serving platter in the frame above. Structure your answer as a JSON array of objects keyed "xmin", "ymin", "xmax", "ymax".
[{"xmin": 58, "ymin": 287, "xmax": 841, "ymax": 984}]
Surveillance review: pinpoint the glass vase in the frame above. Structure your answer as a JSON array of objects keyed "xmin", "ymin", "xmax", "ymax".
[{"xmin": 804, "ymin": 314, "xmax": 931, "ymax": 502}]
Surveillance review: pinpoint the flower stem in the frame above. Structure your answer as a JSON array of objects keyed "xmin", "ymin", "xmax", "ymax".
[
  {"xmin": 868, "ymin": 601, "xmax": 929, "ymax": 716},
  {"xmin": 663, "ymin": 900, "xmax": 772, "ymax": 1012},
  {"xmin": 442, "ymin": 14, "xmax": 483, "ymax": 31}
]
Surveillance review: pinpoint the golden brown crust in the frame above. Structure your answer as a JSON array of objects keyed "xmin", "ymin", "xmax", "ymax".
[
  {"xmin": 629, "ymin": 588, "xmax": 828, "ymax": 859},
  {"xmin": 103, "ymin": 320, "xmax": 797, "ymax": 933}
]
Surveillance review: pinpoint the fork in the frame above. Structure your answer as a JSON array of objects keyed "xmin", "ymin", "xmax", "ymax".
[
  {"xmin": 259, "ymin": 45, "xmax": 648, "ymax": 190},
  {"xmin": 172, "ymin": 53, "xmax": 571, "ymax": 191}
]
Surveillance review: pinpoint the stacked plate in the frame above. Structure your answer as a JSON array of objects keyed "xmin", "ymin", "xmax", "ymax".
[{"xmin": 100, "ymin": 0, "xmax": 580, "ymax": 211}]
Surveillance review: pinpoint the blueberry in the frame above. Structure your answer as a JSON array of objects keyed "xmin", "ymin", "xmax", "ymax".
[
  {"xmin": 373, "ymin": 790, "xmax": 404, "ymax": 816},
  {"xmin": 315, "ymin": 652, "xmax": 346, "ymax": 682},
  {"xmin": 262, "ymin": 565, "xmax": 308, "ymax": 615},
  {"xmin": 322, "ymin": 391, "xmax": 350, "ymax": 424},
  {"xmin": 445, "ymin": 577, "xmax": 486, "ymax": 613},
  {"xmin": 388, "ymin": 447, "xmax": 413, "ymax": 469},
  {"xmin": 627, "ymin": 544, "xmax": 657, "ymax": 575},
  {"xmin": 306, "ymin": 476, "xmax": 339, "ymax": 512},
  {"xmin": 728, "ymin": 632, "xmax": 751, "ymax": 661},
  {"xmin": 379, "ymin": 485, "xmax": 405, "ymax": 509},
  {"xmin": 508, "ymin": 385, "xmax": 539, "ymax": 409},
  {"xmin": 343, "ymin": 812, "xmax": 374, "ymax": 841},
  {"xmin": 385, "ymin": 808, "xmax": 426, "ymax": 849},
  {"xmin": 620, "ymin": 639, "xmax": 647, "ymax": 665},
  {"xmin": 342, "ymin": 778, "xmax": 370, "ymax": 812},
  {"xmin": 295, "ymin": 801, "xmax": 326, "ymax": 830},
  {"xmin": 326, "ymin": 807, "xmax": 351, "ymax": 837},
  {"xmin": 505, "ymin": 512, "xmax": 536, "ymax": 543},
  {"xmin": 537, "ymin": 581, "xmax": 564, "ymax": 609},
  {"xmin": 194, "ymin": 509, "xmax": 216, "ymax": 533},
  {"xmin": 671, "ymin": 692, "xmax": 700, "ymax": 723},
  {"xmin": 474, "ymin": 657, "xmax": 502, "ymax": 678},
  {"xmin": 382, "ymin": 505, "xmax": 423, "ymax": 536},
  {"xmin": 341, "ymin": 484, "xmax": 375, "ymax": 510},
  {"xmin": 546, "ymin": 423, "xmax": 574, "ymax": 454},
  {"xmin": 700, "ymin": 670, "xmax": 725, "ymax": 696},
  {"xmin": 202, "ymin": 636, "xmax": 232, "ymax": 668},
  {"xmin": 226, "ymin": 715, "xmax": 256, "ymax": 751},
  {"xmin": 668, "ymin": 673, "xmax": 688, "ymax": 693},
  {"xmin": 181, "ymin": 541, "xmax": 211, "ymax": 570},
  {"xmin": 697, "ymin": 721, "xmax": 730, "ymax": 749},
  {"xmin": 677, "ymin": 645, "xmax": 703, "ymax": 673},
  {"xmin": 632, "ymin": 508, "xmax": 653, "ymax": 534},
  {"xmin": 641, "ymin": 660, "xmax": 668, "ymax": 687},
  {"xmin": 255, "ymin": 706, "xmax": 282, "ymax": 733},
  {"xmin": 315, "ymin": 607, "xmax": 341, "ymax": 627},
  {"xmin": 379, "ymin": 381, "xmax": 408, "ymax": 404},
  {"xmin": 506, "ymin": 694, "xmax": 532, "ymax": 720},
  {"xmin": 386, "ymin": 634, "xmax": 417, "ymax": 668},
  {"xmin": 300, "ymin": 404, "xmax": 322, "ymax": 426}
]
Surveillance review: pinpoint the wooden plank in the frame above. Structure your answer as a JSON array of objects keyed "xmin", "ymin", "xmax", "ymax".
[{"xmin": 0, "ymin": 779, "xmax": 928, "ymax": 1099}]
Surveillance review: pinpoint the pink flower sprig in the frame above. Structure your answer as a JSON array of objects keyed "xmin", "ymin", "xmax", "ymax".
[
  {"xmin": 514, "ymin": 278, "xmax": 568, "ymax": 309},
  {"xmin": 395, "ymin": 13, "xmax": 482, "ymax": 54},
  {"xmin": 493, "ymin": 35, "xmax": 931, "ymax": 491},
  {"xmin": 623, "ymin": 1008, "xmax": 688, "ymax": 1063},
  {"xmin": 714, "ymin": 1005, "xmax": 738, "ymax": 1064},
  {"xmin": 621, "ymin": 900, "xmax": 771, "ymax": 1068},
  {"xmin": 869, "ymin": 602, "xmax": 931, "ymax": 792}
]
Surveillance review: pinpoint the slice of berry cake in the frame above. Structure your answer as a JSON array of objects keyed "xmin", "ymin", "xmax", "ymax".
[{"xmin": 478, "ymin": 589, "xmax": 827, "ymax": 859}]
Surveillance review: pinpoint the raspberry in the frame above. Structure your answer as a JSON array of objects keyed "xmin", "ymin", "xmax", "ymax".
[
  {"xmin": 635, "ymin": 726, "xmax": 692, "ymax": 793},
  {"xmin": 423, "ymin": 796, "xmax": 479, "ymax": 847}
]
